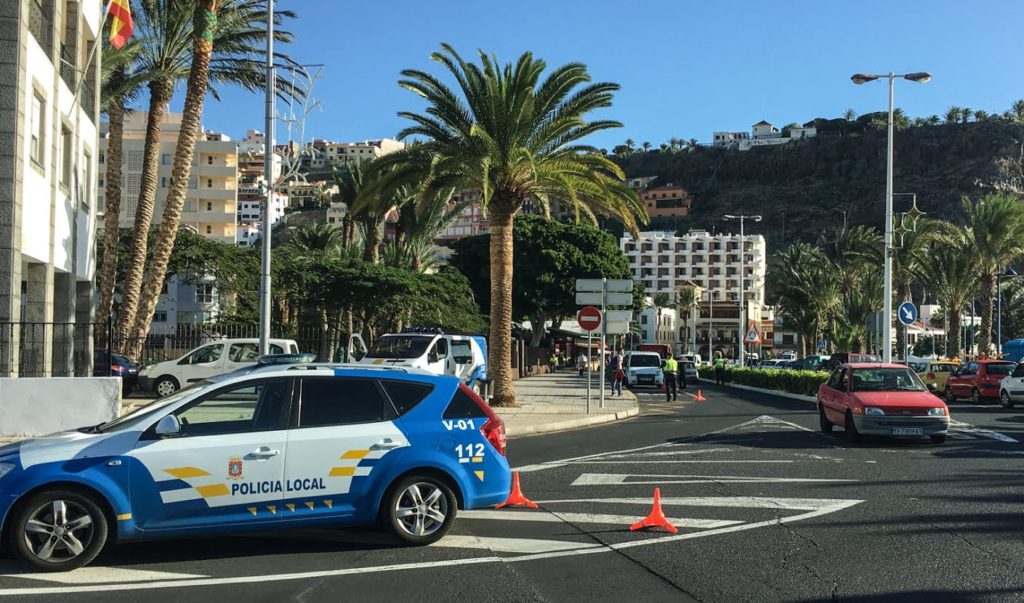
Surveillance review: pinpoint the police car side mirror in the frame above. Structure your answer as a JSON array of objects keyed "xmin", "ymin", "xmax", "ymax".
[{"xmin": 155, "ymin": 414, "xmax": 181, "ymax": 437}]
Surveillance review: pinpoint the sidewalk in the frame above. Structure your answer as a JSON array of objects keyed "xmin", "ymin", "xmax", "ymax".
[{"xmin": 499, "ymin": 371, "xmax": 639, "ymax": 437}]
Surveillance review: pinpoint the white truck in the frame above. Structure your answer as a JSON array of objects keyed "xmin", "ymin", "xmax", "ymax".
[{"xmin": 347, "ymin": 328, "xmax": 488, "ymax": 386}]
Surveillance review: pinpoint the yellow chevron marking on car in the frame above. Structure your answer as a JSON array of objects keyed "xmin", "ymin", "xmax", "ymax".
[
  {"xmin": 285, "ymin": 503, "xmax": 295, "ymax": 512},
  {"xmin": 304, "ymin": 501, "xmax": 315, "ymax": 510},
  {"xmin": 247, "ymin": 507, "xmax": 257, "ymax": 516},
  {"xmin": 474, "ymin": 471, "xmax": 484, "ymax": 481},
  {"xmin": 471, "ymin": 456, "xmax": 483, "ymax": 463},
  {"xmin": 267, "ymin": 505, "xmax": 277, "ymax": 514},
  {"xmin": 164, "ymin": 467, "xmax": 210, "ymax": 479},
  {"xmin": 329, "ymin": 467, "xmax": 356, "ymax": 477},
  {"xmin": 116, "ymin": 513, "xmax": 132, "ymax": 521},
  {"xmin": 324, "ymin": 499, "xmax": 333, "ymax": 508},
  {"xmin": 340, "ymin": 449, "xmax": 370, "ymax": 460},
  {"xmin": 195, "ymin": 484, "xmax": 229, "ymax": 497}
]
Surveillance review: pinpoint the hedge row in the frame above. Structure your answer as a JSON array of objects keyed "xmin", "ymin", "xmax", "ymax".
[{"xmin": 721, "ymin": 367, "xmax": 830, "ymax": 397}]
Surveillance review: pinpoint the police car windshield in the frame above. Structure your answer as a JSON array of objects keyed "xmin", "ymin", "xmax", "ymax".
[
  {"xmin": 96, "ymin": 382, "xmax": 211, "ymax": 433},
  {"xmin": 367, "ymin": 335, "xmax": 433, "ymax": 359},
  {"xmin": 629, "ymin": 354, "xmax": 661, "ymax": 367}
]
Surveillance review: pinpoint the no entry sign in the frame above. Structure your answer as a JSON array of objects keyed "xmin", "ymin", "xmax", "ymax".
[{"xmin": 577, "ymin": 306, "xmax": 602, "ymax": 332}]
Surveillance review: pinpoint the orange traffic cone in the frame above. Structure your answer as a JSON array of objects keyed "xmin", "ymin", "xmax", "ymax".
[
  {"xmin": 630, "ymin": 487, "xmax": 677, "ymax": 533},
  {"xmin": 496, "ymin": 471, "xmax": 538, "ymax": 509},
  {"xmin": 694, "ymin": 389, "xmax": 706, "ymax": 401}
]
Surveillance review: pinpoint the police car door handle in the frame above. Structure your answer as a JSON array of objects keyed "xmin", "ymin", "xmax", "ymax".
[
  {"xmin": 249, "ymin": 446, "xmax": 280, "ymax": 458},
  {"xmin": 372, "ymin": 438, "xmax": 402, "ymax": 450}
]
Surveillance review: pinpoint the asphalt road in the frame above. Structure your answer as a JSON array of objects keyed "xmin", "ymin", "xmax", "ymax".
[{"xmin": 3, "ymin": 383, "xmax": 1024, "ymax": 602}]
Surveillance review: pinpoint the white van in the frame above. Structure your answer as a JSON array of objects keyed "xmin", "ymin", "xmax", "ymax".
[
  {"xmin": 138, "ymin": 338, "xmax": 299, "ymax": 397},
  {"xmin": 351, "ymin": 330, "xmax": 487, "ymax": 383},
  {"xmin": 624, "ymin": 351, "xmax": 665, "ymax": 388}
]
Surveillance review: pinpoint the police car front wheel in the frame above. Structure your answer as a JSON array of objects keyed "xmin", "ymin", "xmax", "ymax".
[
  {"xmin": 11, "ymin": 489, "xmax": 109, "ymax": 572},
  {"xmin": 385, "ymin": 476, "xmax": 456, "ymax": 545}
]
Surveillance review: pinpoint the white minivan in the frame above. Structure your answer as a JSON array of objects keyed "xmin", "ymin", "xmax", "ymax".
[
  {"xmin": 352, "ymin": 330, "xmax": 487, "ymax": 384},
  {"xmin": 138, "ymin": 338, "xmax": 299, "ymax": 396}
]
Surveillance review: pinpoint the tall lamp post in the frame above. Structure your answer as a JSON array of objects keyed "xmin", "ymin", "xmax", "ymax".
[
  {"xmin": 258, "ymin": 0, "xmax": 276, "ymax": 355},
  {"xmin": 997, "ymin": 267, "xmax": 1018, "ymax": 355},
  {"xmin": 851, "ymin": 71, "xmax": 931, "ymax": 363},
  {"xmin": 724, "ymin": 214, "xmax": 761, "ymax": 365}
]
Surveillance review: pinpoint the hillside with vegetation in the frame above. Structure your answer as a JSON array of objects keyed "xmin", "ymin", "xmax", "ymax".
[{"xmin": 614, "ymin": 109, "xmax": 1024, "ymax": 249}]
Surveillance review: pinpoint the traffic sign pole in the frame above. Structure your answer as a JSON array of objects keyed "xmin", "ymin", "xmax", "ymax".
[
  {"xmin": 600, "ymin": 278, "xmax": 606, "ymax": 409},
  {"xmin": 586, "ymin": 330, "xmax": 591, "ymax": 415}
]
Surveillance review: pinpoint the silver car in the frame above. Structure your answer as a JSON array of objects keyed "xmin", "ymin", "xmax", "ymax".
[{"xmin": 999, "ymin": 363, "xmax": 1024, "ymax": 408}]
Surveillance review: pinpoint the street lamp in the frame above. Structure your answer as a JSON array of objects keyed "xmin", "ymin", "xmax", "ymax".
[
  {"xmin": 998, "ymin": 267, "xmax": 1018, "ymax": 355},
  {"xmin": 851, "ymin": 71, "xmax": 931, "ymax": 363},
  {"xmin": 258, "ymin": 0, "xmax": 276, "ymax": 355},
  {"xmin": 724, "ymin": 214, "xmax": 762, "ymax": 365}
]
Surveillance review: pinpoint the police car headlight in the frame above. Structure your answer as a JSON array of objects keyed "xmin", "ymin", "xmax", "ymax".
[{"xmin": 0, "ymin": 462, "xmax": 15, "ymax": 479}]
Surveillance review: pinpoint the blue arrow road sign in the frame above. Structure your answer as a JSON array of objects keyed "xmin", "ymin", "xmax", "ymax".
[{"xmin": 898, "ymin": 301, "xmax": 918, "ymax": 326}]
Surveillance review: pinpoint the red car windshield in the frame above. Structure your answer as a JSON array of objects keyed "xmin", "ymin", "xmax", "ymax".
[{"xmin": 851, "ymin": 368, "xmax": 925, "ymax": 392}]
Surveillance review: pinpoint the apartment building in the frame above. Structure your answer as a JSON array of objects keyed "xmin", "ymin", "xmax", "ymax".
[
  {"xmin": 236, "ymin": 129, "xmax": 285, "ymax": 236},
  {"xmin": 300, "ymin": 138, "xmax": 405, "ymax": 173},
  {"xmin": 100, "ymin": 112, "xmax": 240, "ymax": 245},
  {"xmin": 640, "ymin": 184, "xmax": 693, "ymax": 219},
  {"xmin": 0, "ymin": 0, "xmax": 103, "ymax": 377},
  {"xmin": 437, "ymin": 190, "xmax": 490, "ymax": 244},
  {"xmin": 713, "ymin": 120, "xmax": 817, "ymax": 151}
]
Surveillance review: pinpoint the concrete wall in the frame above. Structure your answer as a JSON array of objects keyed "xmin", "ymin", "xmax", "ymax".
[{"xmin": 0, "ymin": 377, "xmax": 121, "ymax": 436}]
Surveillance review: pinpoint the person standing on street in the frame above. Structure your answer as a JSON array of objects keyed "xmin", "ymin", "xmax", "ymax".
[
  {"xmin": 677, "ymin": 356, "xmax": 688, "ymax": 390},
  {"xmin": 577, "ymin": 351, "xmax": 587, "ymax": 377},
  {"xmin": 610, "ymin": 350, "xmax": 624, "ymax": 396},
  {"xmin": 663, "ymin": 354, "xmax": 678, "ymax": 401},
  {"xmin": 713, "ymin": 352, "xmax": 726, "ymax": 386}
]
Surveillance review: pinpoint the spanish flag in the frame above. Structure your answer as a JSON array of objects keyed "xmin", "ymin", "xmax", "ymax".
[{"xmin": 107, "ymin": 0, "xmax": 133, "ymax": 49}]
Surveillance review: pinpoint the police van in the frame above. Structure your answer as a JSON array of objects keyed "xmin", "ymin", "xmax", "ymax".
[{"xmin": 0, "ymin": 361, "xmax": 511, "ymax": 571}]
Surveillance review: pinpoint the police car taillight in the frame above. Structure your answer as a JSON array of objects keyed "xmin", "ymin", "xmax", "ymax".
[{"xmin": 459, "ymin": 384, "xmax": 506, "ymax": 456}]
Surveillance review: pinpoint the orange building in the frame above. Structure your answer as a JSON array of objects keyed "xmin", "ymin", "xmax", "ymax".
[{"xmin": 640, "ymin": 184, "xmax": 693, "ymax": 218}]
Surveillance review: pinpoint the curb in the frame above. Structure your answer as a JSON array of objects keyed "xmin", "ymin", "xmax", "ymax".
[
  {"xmin": 504, "ymin": 406, "xmax": 640, "ymax": 437},
  {"xmin": 698, "ymin": 378, "xmax": 818, "ymax": 403}
]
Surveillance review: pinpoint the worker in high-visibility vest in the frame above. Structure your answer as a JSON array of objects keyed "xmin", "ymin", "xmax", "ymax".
[
  {"xmin": 663, "ymin": 355, "xmax": 678, "ymax": 401},
  {"xmin": 713, "ymin": 352, "xmax": 726, "ymax": 386}
]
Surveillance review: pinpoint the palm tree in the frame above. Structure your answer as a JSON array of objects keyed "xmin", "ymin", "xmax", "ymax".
[
  {"xmin": 892, "ymin": 220, "xmax": 935, "ymax": 356},
  {"xmin": 674, "ymin": 284, "xmax": 698, "ymax": 354},
  {"xmin": 687, "ymin": 138, "xmax": 699, "ymax": 148},
  {"xmin": 624, "ymin": 138, "xmax": 635, "ymax": 152},
  {"xmin": 960, "ymin": 194, "xmax": 1024, "ymax": 353},
  {"xmin": 96, "ymin": 38, "xmax": 145, "ymax": 332},
  {"xmin": 960, "ymin": 107, "xmax": 973, "ymax": 124},
  {"xmin": 944, "ymin": 106, "xmax": 962, "ymax": 124},
  {"xmin": 776, "ymin": 243, "xmax": 839, "ymax": 356},
  {"xmin": 641, "ymin": 141, "xmax": 651, "ymax": 152},
  {"xmin": 1010, "ymin": 100, "xmax": 1024, "ymax": 122},
  {"xmin": 290, "ymin": 223, "xmax": 342, "ymax": 254},
  {"xmin": 973, "ymin": 109, "xmax": 989, "ymax": 122},
  {"xmin": 383, "ymin": 45, "xmax": 646, "ymax": 406},
  {"xmin": 843, "ymin": 108, "xmax": 857, "ymax": 122},
  {"xmin": 927, "ymin": 115, "xmax": 941, "ymax": 126},
  {"xmin": 920, "ymin": 229, "xmax": 978, "ymax": 357},
  {"xmin": 116, "ymin": 0, "xmax": 299, "ymax": 347},
  {"xmin": 393, "ymin": 184, "xmax": 464, "ymax": 272}
]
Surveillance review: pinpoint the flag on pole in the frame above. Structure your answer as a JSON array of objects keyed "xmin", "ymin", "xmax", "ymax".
[{"xmin": 107, "ymin": 0, "xmax": 133, "ymax": 49}]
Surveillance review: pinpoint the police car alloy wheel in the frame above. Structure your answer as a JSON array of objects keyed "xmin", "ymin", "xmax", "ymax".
[
  {"xmin": 12, "ymin": 489, "xmax": 108, "ymax": 572},
  {"xmin": 385, "ymin": 476, "xmax": 456, "ymax": 545},
  {"xmin": 154, "ymin": 376, "xmax": 179, "ymax": 397}
]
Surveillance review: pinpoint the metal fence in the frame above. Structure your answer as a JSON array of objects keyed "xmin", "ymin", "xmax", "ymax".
[{"xmin": 0, "ymin": 321, "xmax": 327, "ymax": 377}]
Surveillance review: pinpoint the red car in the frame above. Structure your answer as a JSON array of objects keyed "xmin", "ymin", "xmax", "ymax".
[
  {"xmin": 817, "ymin": 363, "xmax": 950, "ymax": 444},
  {"xmin": 945, "ymin": 359, "xmax": 1017, "ymax": 404}
]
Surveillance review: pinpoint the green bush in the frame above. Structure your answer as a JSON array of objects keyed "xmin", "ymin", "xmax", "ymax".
[{"xmin": 721, "ymin": 367, "xmax": 829, "ymax": 397}]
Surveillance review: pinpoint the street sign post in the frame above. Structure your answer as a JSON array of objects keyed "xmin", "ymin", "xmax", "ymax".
[
  {"xmin": 575, "ymin": 278, "xmax": 635, "ymax": 410},
  {"xmin": 898, "ymin": 301, "xmax": 917, "ymax": 326},
  {"xmin": 577, "ymin": 306, "xmax": 602, "ymax": 332}
]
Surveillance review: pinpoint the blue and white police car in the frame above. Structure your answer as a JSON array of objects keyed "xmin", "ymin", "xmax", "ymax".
[{"xmin": 0, "ymin": 362, "xmax": 511, "ymax": 571}]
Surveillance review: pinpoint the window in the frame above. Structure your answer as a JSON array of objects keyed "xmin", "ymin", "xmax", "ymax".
[
  {"xmin": 59, "ymin": 125, "xmax": 72, "ymax": 187},
  {"xmin": 206, "ymin": 225, "xmax": 213, "ymax": 235},
  {"xmin": 298, "ymin": 378, "xmax": 391, "ymax": 427},
  {"xmin": 196, "ymin": 283, "xmax": 214, "ymax": 303},
  {"xmin": 161, "ymin": 154, "xmax": 171, "ymax": 165},
  {"xmin": 381, "ymin": 380, "xmax": 433, "ymax": 415},
  {"xmin": 188, "ymin": 176, "xmax": 197, "ymax": 189},
  {"xmin": 161, "ymin": 176, "xmax": 168, "ymax": 188},
  {"xmin": 1012, "ymin": 364, "xmax": 1024, "ymax": 379},
  {"xmin": 451, "ymin": 341, "xmax": 473, "ymax": 364},
  {"xmin": 99, "ymin": 152, "xmax": 104, "ymax": 164},
  {"xmin": 207, "ymin": 155, "xmax": 213, "ymax": 165},
  {"xmin": 206, "ymin": 201, "xmax": 213, "ymax": 211},
  {"xmin": 83, "ymin": 150, "xmax": 92, "ymax": 207},
  {"xmin": 443, "ymin": 387, "xmax": 486, "ymax": 420},
  {"xmin": 160, "ymin": 281, "xmax": 168, "ymax": 294},
  {"xmin": 152, "ymin": 311, "xmax": 167, "ymax": 322},
  {"xmin": 180, "ymin": 344, "xmax": 223, "ymax": 365},
  {"xmin": 229, "ymin": 343, "xmax": 260, "ymax": 363},
  {"xmin": 431, "ymin": 338, "xmax": 448, "ymax": 359},
  {"xmin": 30, "ymin": 92, "xmax": 45, "ymax": 166},
  {"xmin": 126, "ymin": 149, "xmax": 143, "ymax": 171},
  {"xmin": 173, "ymin": 379, "xmax": 292, "ymax": 436},
  {"xmin": 207, "ymin": 178, "xmax": 213, "ymax": 188}
]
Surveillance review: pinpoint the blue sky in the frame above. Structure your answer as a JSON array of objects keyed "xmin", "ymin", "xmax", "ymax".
[{"xmin": 163, "ymin": 0, "xmax": 1024, "ymax": 150}]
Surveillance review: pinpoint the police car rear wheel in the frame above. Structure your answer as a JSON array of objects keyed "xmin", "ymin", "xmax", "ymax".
[
  {"xmin": 12, "ymin": 489, "xmax": 108, "ymax": 572},
  {"xmin": 386, "ymin": 477, "xmax": 455, "ymax": 545}
]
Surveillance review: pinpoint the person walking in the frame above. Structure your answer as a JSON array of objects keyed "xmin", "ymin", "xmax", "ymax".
[
  {"xmin": 577, "ymin": 351, "xmax": 587, "ymax": 377},
  {"xmin": 549, "ymin": 353, "xmax": 557, "ymax": 374},
  {"xmin": 663, "ymin": 354, "xmax": 678, "ymax": 401},
  {"xmin": 713, "ymin": 352, "xmax": 726, "ymax": 386},
  {"xmin": 610, "ymin": 350, "xmax": 624, "ymax": 396}
]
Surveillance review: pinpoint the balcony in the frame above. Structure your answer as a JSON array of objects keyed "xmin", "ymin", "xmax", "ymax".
[
  {"xmin": 59, "ymin": 44, "xmax": 76, "ymax": 90},
  {"xmin": 28, "ymin": 0, "xmax": 52, "ymax": 54},
  {"xmin": 195, "ymin": 164, "xmax": 238, "ymax": 177}
]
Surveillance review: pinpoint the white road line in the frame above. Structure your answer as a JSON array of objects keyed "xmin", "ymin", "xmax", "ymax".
[
  {"xmin": 570, "ymin": 473, "xmax": 856, "ymax": 486},
  {"xmin": 948, "ymin": 420, "xmax": 1018, "ymax": 443},
  {"xmin": 537, "ymin": 496, "xmax": 861, "ymax": 512},
  {"xmin": 459, "ymin": 509, "xmax": 743, "ymax": 530},
  {"xmin": 599, "ymin": 448, "xmax": 732, "ymax": 458},
  {"xmin": 0, "ymin": 499, "xmax": 863, "ymax": 596},
  {"xmin": 432, "ymin": 535, "xmax": 603, "ymax": 554},
  {"xmin": 564, "ymin": 460, "xmax": 793, "ymax": 464},
  {"xmin": 0, "ymin": 565, "xmax": 206, "ymax": 584}
]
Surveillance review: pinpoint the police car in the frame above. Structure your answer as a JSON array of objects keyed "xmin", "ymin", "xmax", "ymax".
[{"xmin": 0, "ymin": 362, "xmax": 511, "ymax": 571}]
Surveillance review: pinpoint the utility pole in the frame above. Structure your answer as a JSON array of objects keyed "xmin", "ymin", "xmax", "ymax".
[
  {"xmin": 258, "ymin": 0, "xmax": 276, "ymax": 355},
  {"xmin": 724, "ymin": 214, "xmax": 761, "ymax": 366}
]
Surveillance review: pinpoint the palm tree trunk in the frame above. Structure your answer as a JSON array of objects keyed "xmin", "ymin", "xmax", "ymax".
[
  {"xmin": 488, "ymin": 210, "xmax": 516, "ymax": 407},
  {"xmin": 978, "ymin": 272, "xmax": 995, "ymax": 354},
  {"xmin": 946, "ymin": 305, "xmax": 962, "ymax": 358},
  {"xmin": 117, "ymin": 79, "xmax": 173, "ymax": 347},
  {"xmin": 364, "ymin": 220, "xmax": 383, "ymax": 263},
  {"xmin": 96, "ymin": 91, "xmax": 126, "ymax": 340},
  {"xmin": 125, "ymin": 2, "xmax": 218, "ymax": 359}
]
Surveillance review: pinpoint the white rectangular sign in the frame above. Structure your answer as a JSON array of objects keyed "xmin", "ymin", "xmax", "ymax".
[
  {"xmin": 605, "ymin": 321, "xmax": 630, "ymax": 335},
  {"xmin": 575, "ymin": 279, "xmax": 604, "ymax": 293},
  {"xmin": 605, "ymin": 279, "xmax": 634, "ymax": 293},
  {"xmin": 576, "ymin": 292, "xmax": 603, "ymax": 306},
  {"xmin": 605, "ymin": 293, "xmax": 634, "ymax": 306},
  {"xmin": 604, "ymin": 310, "xmax": 632, "ymax": 323}
]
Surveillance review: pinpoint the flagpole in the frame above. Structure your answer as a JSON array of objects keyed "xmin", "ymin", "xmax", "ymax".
[{"xmin": 65, "ymin": 0, "xmax": 115, "ymax": 117}]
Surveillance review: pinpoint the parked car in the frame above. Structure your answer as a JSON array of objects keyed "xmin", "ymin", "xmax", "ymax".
[
  {"xmin": 916, "ymin": 360, "xmax": 960, "ymax": 395},
  {"xmin": 817, "ymin": 363, "xmax": 950, "ymax": 443},
  {"xmin": 793, "ymin": 355, "xmax": 831, "ymax": 371},
  {"xmin": 675, "ymin": 358, "xmax": 699, "ymax": 384},
  {"xmin": 0, "ymin": 364, "xmax": 511, "ymax": 571},
  {"xmin": 998, "ymin": 363, "xmax": 1024, "ymax": 408},
  {"xmin": 93, "ymin": 350, "xmax": 139, "ymax": 397},
  {"xmin": 945, "ymin": 359, "xmax": 1017, "ymax": 404},
  {"xmin": 624, "ymin": 351, "xmax": 664, "ymax": 388},
  {"xmin": 353, "ymin": 328, "xmax": 487, "ymax": 384},
  {"xmin": 824, "ymin": 353, "xmax": 879, "ymax": 372},
  {"xmin": 138, "ymin": 338, "xmax": 299, "ymax": 397}
]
